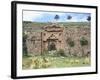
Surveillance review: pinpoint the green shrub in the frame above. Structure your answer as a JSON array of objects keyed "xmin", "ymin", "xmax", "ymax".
[
  {"xmin": 23, "ymin": 33, "xmax": 28, "ymax": 56},
  {"xmin": 30, "ymin": 57, "xmax": 51, "ymax": 69},
  {"xmin": 80, "ymin": 37, "xmax": 88, "ymax": 57},
  {"xmin": 80, "ymin": 37, "xmax": 88, "ymax": 46},
  {"xmin": 42, "ymin": 49, "xmax": 49, "ymax": 56},
  {"xmin": 56, "ymin": 49, "xmax": 66, "ymax": 57},
  {"xmin": 66, "ymin": 38, "xmax": 75, "ymax": 56},
  {"xmin": 67, "ymin": 38, "xmax": 75, "ymax": 47}
]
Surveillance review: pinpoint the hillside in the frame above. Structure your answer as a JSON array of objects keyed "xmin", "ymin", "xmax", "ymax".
[
  {"xmin": 23, "ymin": 21, "xmax": 90, "ymax": 27},
  {"xmin": 23, "ymin": 21, "xmax": 90, "ymax": 32}
]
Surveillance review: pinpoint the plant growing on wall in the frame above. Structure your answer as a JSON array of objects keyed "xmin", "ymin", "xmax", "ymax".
[
  {"xmin": 80, "ymin": 37, "xmax": 88, "ymax": 56},
  {"xmin": 56, "ymin": 49, "xmax": 65, "ymax": 56},
  {"xmin": 66, "ymin": 38, "xmax": 75, "ymax": 56},
  {"xmin": 23, "ymin": 32, "xmax": 28, "ymax": 56}
]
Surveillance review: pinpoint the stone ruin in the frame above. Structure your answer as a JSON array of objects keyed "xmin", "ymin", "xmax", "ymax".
[{"xmin": 24, "ymin": 23, "xmax": 91, "ymax": 57}]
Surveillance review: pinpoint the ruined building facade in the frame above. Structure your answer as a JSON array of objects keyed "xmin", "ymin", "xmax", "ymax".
[{"xmin": 24, "ymin": 23, "xmax": 90, "ymax": 57}]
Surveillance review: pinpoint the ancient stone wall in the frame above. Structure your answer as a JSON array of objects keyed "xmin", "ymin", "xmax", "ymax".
[
  {"xmin": 26, "ymin": 32, "xmax": 42, "ymax": 56},
  {"xmin": 64, "ymin": 27, "xmax": 90, "ymax": 57},
  {"xmin": 24, "ymin": 24, "xmax": 90, "ymax": 57}
]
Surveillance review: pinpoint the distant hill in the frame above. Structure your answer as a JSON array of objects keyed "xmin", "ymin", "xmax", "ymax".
[
  {"xmin": 23, "ymin": 21, "xmax": 90, "ymax": 32},
  {"xmin": 23, "ymin": 21, "xmax": 90, "ymax": 27},
  {"xmin": 59, "ymin": 22, "xmax": 90, "ymax": 27}
]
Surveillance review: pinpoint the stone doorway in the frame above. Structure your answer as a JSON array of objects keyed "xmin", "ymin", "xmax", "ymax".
[{"xmin": 47, "ymin": 39, "xmax": 57, "ymax": 51}]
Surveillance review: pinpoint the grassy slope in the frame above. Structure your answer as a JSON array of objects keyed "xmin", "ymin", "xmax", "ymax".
[{"xmin": 22, "ymin": 56, "xmax": 90, "ymax": 69}]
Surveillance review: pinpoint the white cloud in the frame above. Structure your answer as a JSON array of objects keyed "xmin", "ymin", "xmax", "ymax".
[
  {"xmin": 23, "ymin": 10, "xmax": 66, "ymax": 21},
  {"xmin": 23, "ymin": 11, "xmax": 90, "ymax": 22},
  {"xmin": 23, "ymin": 11, "xmax": 44, "ymax": 21}
]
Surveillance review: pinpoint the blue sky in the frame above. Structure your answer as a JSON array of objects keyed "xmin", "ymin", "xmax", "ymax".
[{"xmin": 23, "ymin": 11, "xmax": 91, "ymax": 22}]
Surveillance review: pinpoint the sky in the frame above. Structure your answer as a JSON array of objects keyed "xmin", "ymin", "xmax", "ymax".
[{"xmin": 23, "ymin": 10, "xmax": 91, "ymax": 22}]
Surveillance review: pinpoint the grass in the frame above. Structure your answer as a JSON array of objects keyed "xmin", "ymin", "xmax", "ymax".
[{"xmin": 22, "ymin": 55, "xmax": 91, "ymax": 69}]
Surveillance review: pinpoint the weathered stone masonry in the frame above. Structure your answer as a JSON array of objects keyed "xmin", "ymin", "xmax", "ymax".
[{"xmin": 24, "ymin": 24, "xmax": 90, "ymax": 56}]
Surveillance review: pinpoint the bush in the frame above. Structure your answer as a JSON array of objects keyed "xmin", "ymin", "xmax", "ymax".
[
  {"xmin": 42, "ymin": 49, "xmax": 49, "ymax": 56},
  {"xmin": 80, "ymin": 37, "xmax": 88, "ymax": 46},
  {"xmin": 56, "ymin": 49, "xmax": 66, "ymax": 57},
  {"xmin": 29, "ymin": 57, "xmax": 51, "ymax": 69},
  {"xmin": 66, "ymin": 38, "xmax": 75, "ymax": 56},
  {"xmin": 42, "ymin": 49, "xmax": 66, "ymax": 57},
  {"xmin": 23, "ymin": 33, "xmax": 28, "ymax": 56},
  {"xmin": 67, "ymin": 38, "xmax": 75, "ymax": 47},
  {"xmin": 80, "ymin": 37, "xmax": 88, "ymax": 57}
]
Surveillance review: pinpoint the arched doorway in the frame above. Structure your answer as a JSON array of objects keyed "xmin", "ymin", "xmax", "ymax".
[{"xmin": 48, "ymin": 42, "xmax": 56, "ymax": 51}]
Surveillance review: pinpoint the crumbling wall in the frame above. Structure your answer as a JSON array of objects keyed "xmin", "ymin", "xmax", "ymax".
[
  {"xmin": 26, "ymin": 32, "xmax": 42, "ymax": 56},
  {"xmin": 64, "ymin": 27, "xmax": 90, "ymax": 57},
  {"xmin": 25, "ymin": 25, "xmax": 90, "ymax": 57}
]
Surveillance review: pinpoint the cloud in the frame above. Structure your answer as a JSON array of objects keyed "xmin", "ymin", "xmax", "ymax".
[
  {"xmin": 23, "ymin": 11, "xmax": 44, "ymax": 21},
  {"xmin": 23, "ymin": 10, "xmax": 90, "ymax": 22}
]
